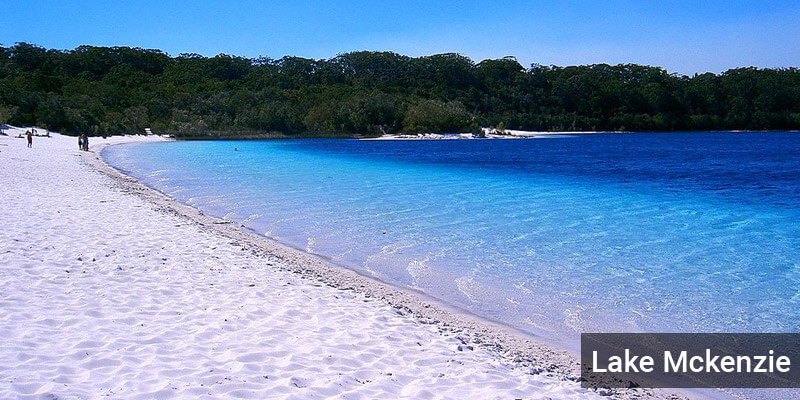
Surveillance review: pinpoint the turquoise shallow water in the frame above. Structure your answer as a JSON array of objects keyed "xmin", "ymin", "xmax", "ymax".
[{"xmin": 103, "ymin": 132, "xmax": 800, "ymax": 347}]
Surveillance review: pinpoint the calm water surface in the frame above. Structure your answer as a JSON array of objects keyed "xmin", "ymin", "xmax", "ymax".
[{"xmin": 103, "ymin": 132, "xmax": 800, "ymax": 347}]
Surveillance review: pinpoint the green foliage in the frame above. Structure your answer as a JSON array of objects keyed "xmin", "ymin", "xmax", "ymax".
[
  {"xmin": 0, "ymin": 42, "xmax": 799, "ymax": 137},
  {"xmin": 0, "ymin": 104, "xmax": 17, "ymax": 124},
  {"xmin": 403, "ymin": 99, "xmax": 471, "ymax": 133}
]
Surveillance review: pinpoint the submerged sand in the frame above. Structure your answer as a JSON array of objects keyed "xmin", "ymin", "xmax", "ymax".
[{"xmin": 0, "ymin": 131, "xmax": 674, "ymax": 399}]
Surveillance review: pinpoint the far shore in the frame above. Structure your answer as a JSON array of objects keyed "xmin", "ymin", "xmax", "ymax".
[
  {"xmin": 5, "ymin": 123, "xmax": 796, "ymax": 142},
  {"xmin": 362, "ymin": 129, "xmax": 800, "ymax": 141},
  {"xmin": 362, "ymin": 129, "xmax": 615, "ymax": 140}
]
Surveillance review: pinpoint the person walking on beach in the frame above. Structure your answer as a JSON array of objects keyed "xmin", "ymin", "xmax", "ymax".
[
  {"xmin": 26, "ymin": 130, "xmax": 32, "ymax": 148},
  {"xmin": 83, "ymin": 134, "xmax": 89, "ymax": 151},
  {"xmin": 78, "ymin": 134, "xmax": 83, "ymax": 150}
]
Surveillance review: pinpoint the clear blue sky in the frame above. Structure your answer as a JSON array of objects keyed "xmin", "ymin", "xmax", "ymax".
[{"xmin": 2, "ymin": 0, "xmax": 798, "ymax": 75}]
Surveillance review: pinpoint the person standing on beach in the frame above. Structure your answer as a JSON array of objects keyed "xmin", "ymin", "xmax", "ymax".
[
  {"xmin": 83, "ymin": 134, "xmax": 89, "ymax": 151},
  {"xmin": 26, "ymin": 130, "xmax": 32, "ymax": 148}
]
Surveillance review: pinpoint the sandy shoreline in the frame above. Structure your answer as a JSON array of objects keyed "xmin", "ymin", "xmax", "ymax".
[
  {"xmin": 92, "ymin": 141, "xmax": 578, "ymax": 364},
  {"xmin": 362, "ymin": 130, "xmax": 799, "ymax": 140},
  {"xmin": 360, "ymin": 130, "xmax": 607, "ymax": 140},
  {"xmin": 1, "ymin": 131, "xmax": 686, "ymax": 399}
]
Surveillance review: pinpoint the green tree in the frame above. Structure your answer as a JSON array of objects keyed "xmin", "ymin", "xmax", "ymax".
[
  {"xmin": 0, "ymin": 104, "xmax": 17, "ymax": 125},
  {"xmin": 1, "ymin": 43, "xmax": 799, "ymax": 137}
]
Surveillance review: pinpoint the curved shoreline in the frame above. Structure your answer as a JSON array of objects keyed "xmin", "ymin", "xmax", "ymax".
[
  {"xmin": 88, "ymin": 137, "xmax": 691, "ymax": 400},
  {"xmin": 99, "ymin": 141, "xmax": 573, "ymax": 349}
]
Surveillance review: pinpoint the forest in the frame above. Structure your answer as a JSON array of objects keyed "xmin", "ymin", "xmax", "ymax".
[{"xmin": 1, "ymin": 42, "xmax": 799, "ymax": 137}]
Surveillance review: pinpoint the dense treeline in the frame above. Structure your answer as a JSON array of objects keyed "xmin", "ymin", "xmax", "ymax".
[{"xmin": 1, "ymin": 42, "xmax": 799, "ymax": 137}]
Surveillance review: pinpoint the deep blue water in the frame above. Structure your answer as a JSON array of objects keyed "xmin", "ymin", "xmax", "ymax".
[{"xmin": 103, "ymin": 132, "xmax": 800, "ymax": 347}]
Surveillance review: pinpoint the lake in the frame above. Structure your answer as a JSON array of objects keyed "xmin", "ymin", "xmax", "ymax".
[{"xmin": 103, "ymin": 132, "xmax": 800, "ymax": 348}]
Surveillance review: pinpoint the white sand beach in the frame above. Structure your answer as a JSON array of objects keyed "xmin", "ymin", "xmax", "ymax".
[
  {"xmin": 362, "ymin": 129, "xmax": 611, "ymax": 140},
  {"xmin": 0, "ymin": 131, "xmax": 636, "ymax": 399}
]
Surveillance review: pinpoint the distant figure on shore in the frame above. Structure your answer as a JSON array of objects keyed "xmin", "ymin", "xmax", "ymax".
[
  {"xmin": 26, "ymin": 130, "xmax": 32, "ymax": 148},
  {"xmin": 78, "ymin": 133, "xmax": 89, "ymax": 151}
]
